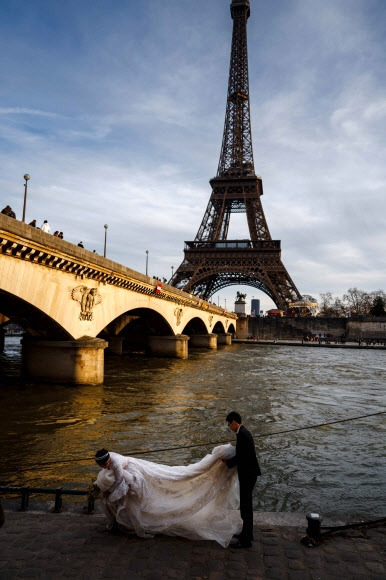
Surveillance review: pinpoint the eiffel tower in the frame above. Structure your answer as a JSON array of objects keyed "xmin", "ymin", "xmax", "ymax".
[{"xmin": 171, "ymin": 0, "xmax": 301, "ymax": 310}]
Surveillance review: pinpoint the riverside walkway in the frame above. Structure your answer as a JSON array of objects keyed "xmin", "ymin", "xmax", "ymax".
[
  {"xmin": 234, "ymin": 339, "xmax": 386, "ymax": 350},
  {"xmin": 0, "ymin": 503, "xmax": 384, "ymax": 579}
]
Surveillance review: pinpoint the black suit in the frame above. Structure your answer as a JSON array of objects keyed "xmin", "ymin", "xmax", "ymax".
[{"xmin": 226, "ymin": 425, "xmax": 261, "ymax": 545}]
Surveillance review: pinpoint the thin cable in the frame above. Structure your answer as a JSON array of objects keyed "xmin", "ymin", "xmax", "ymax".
[
  {"xmin": 33, "ymin": 410, "xmax": 385, "ymax": 467},
  {"xmin": 321, "ymin": 516, "xmax": 386, "ymax": 534}
]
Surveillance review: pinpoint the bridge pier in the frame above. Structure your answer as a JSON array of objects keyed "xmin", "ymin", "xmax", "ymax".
[
  {"xmin": 148, "ymin": 335, "xmax": 189, "ymax": 359},
  {"xmin": 217, "ymin": 332, "xmax": 232, "ymax": 345},
  {"xmin": 22, "ymin": 337, "xmax": 108, "ymax": 385},
  {"xmin": 107, "ymin": 336, "xmax": 124, "ymax": 355},
  {"xmin": 0, "ymin": 327, "xmax": 4, "ymax": 354},
  {"xmin": 189, "ymin": 333, "xmax": 218, "ymax": 349}
]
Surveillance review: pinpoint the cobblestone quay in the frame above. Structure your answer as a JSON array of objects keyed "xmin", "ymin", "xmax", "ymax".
[{"xmin": 0, "ymin": 506, "xmax": 384, "ymax": 579}]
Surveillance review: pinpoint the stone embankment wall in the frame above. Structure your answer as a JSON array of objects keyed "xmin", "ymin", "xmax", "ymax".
[
  {"xmin": 236, "ymin": 316, "xmax": 386, "ymax": 341},
  {"xmin": 347, "ymin": 319, "xmax": 386, "ymax": 340}
]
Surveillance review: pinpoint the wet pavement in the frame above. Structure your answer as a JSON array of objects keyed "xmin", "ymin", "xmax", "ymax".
[{"xmin": 0, "ymin": 503, "xmax": 385, "ymax": 579}]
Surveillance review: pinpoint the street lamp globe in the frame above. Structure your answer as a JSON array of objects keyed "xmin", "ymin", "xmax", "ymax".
[
  {"xmin": 103, "ymin": 224, "xmax": 108, "ymax": 258},
  {"xmin": 24, "ymin": 174, "xmax": 30, "ymax": 182}
]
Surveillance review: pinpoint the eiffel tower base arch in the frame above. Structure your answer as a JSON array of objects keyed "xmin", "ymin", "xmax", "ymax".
[{"xmin": 173, "ymin": 244, "xmax": 300, "ymax": 310}]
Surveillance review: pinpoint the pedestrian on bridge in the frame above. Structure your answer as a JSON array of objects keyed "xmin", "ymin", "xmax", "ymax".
[
  {"xmin": 41, "ymin": 220, "xmax": 51, "ymax": 233},
  {"xmin": 1, "ymin": 205, "xmax": 16, "ymax": 218}
]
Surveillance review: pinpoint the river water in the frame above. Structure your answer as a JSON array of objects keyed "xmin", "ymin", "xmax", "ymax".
[{"xmin": 0, "ymin": 337, "xmax": 385, "ymax": 517}]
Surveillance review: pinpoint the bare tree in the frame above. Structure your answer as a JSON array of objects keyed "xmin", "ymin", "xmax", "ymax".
[
  {"xmin": 318, "ymin": 293, "xmax": 347, "ymax": 317},
  {"xmin": 343, "ymin": 287, "xmax": 371, "ymax": 316},
  {"xmin": 318, "ymin": 293, "xmax": 334, "ymax": 317},
  {"xmin": 318, "ymin": 288, "xmax": 385, "ymax": 317}
]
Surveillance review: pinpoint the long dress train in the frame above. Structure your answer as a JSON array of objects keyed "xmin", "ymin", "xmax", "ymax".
[{"xmin": 95, "ymin": 443, "xmax": 242, "ymax": 547}]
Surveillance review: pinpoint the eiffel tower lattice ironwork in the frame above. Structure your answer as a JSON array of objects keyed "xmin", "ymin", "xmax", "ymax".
[{"xmin": 171, "ymin": 0, "xmax": 301, "ymax": 310}]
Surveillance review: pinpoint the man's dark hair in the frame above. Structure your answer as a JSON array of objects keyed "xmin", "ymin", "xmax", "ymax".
[{"xmin": 226, "ymin": 411, "xmax": 242, "ymax": 424}]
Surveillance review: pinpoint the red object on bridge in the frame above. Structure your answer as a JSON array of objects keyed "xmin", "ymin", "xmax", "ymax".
[
  {"xmin": 156, "ymin": 283, "xmax": 162, "ymax": 294},
  {"xmin": 267, "ymin": 309, "xmax": 284, "ymax": 317}
]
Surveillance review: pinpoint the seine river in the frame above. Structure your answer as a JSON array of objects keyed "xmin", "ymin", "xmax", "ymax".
[{"xmin": 0, "ymin": 337, "xmax": 385, "ymax": 518}]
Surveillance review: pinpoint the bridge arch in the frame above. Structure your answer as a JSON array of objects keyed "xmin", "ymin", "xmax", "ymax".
[
  {"xmin": 181, "ymin": 316, "xmax": 208, "ymax": 336},
  {"xmin": 0, "ymin": 289, "xmax": 71, "ymax": 339},
  {"xmin": 103, "ymin": 307, "xmax": 174, "ymax": 337},
  {"xmin": 228, "ymin": 321, "xmax": 236, "ymax": 334},
  {"xmin": 213, "ymin": 320, "xmax": 226, "ymax": 334},
  {"xmin": 100, "ymin": 307, "xmax": 175, "ymax": 353}
]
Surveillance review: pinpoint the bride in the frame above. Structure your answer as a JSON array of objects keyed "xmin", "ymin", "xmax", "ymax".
[{"xmin": 94, "ymin": 444, "xmax": 242, "ymax": 547}]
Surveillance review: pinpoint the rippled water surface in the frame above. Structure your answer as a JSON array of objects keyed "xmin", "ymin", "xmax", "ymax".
[{"xmin": 0, "ymin": 337, "xmax": 385, "ymax": 516}]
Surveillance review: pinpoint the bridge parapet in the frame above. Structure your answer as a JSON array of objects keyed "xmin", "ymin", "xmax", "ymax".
[{"xmin": 0, "ymin": 214, "xmax": 236, "ymax": 319}]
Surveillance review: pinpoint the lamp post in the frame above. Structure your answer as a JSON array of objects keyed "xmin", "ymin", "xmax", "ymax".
[
  {"xmin": 145, "ymin": 250, "xmax": 149, "ymax": 276},
  {"xmin": 171, "ymin": 265, "xmax": 174, "ymax": 281},
  {"xmin": 22, "ymin": 174, "xmax": 30, "ymax": 222},
  {"xmin": 225, "ymin": 298, "xmax": 227, "ymax": 310},
  {"xmin": 103, "ymin": 224, "xmax": 108, "ymax": 257}
]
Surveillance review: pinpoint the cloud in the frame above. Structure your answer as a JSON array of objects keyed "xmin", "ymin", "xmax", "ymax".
[
  {"xmin": 0, "ymin": 0, "xmax": 384, "ymax": 312},
  {"xmin": 0, "ymin": 107, "xmax": 60, "ymax": 118}
]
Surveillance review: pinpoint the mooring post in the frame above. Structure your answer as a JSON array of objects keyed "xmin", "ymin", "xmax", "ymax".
[
  {"xmin": 54, "ymin": 487, "xmax": 63, "ymax": 512},
  {"xmin": 20, "ymin": 487, "xmax": 29, "ymax": 511},
  {"xmin": 0, "ymin": 498, "xmax": 4, "ymax": 527},
  {"xmin": 306, "ymin": 512, "xmax": 322, "ymax": 540}
]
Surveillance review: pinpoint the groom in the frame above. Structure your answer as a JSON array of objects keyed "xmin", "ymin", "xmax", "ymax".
[{"xmin": 224, "ymin": 411, "xmax": 261, "ymax": 548}]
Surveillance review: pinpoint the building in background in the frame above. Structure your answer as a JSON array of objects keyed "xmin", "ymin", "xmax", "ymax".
[{"xmin": 251, "ymin": 298, "xmax": 260, "ymax": 316}]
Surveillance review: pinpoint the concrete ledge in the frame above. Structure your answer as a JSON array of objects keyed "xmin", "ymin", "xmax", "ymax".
[{"xmin": 0, "ymin": 499, "xmax": 371, "ymax": 528}]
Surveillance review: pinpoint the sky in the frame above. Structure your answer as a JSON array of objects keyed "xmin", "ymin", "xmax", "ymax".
[{"xmin": 1, "ymin": 0, "xmax": 385, "ymax": 313}]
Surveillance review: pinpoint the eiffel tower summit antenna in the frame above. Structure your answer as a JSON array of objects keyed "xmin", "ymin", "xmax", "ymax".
[{"xmin": 171, "ymin": 0, "xmax": 302, "ymax": 310}]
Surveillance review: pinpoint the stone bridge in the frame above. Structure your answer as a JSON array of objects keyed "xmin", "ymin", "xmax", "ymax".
[{"xmin": 0, "ymin": 215, "xmax": 236, "ymax": 384}]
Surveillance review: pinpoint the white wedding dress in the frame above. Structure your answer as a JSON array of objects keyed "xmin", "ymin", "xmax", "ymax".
[{"xmin": 95, "ymin": 443, "xmax": 242, "ymax": 547}]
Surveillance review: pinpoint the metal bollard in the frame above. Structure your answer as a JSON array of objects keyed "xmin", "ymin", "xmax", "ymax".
[
  {"xmin": 306, "ymin": 512, "xmax": 322, "ymax": 540},
  {"xmin": 87, "ymin": 494, "xmax": 95, "ymax": 514},
  {"xmin": 54, "ymin": 487, "xmax": 63, "ymax": 513},
  {"xmin": 0, "ymin": 498, "xmax": 4, "ymax": 527},
  {"xmin": 20, "ymin": 488, "xmax": 30, "ymax": 511}
]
